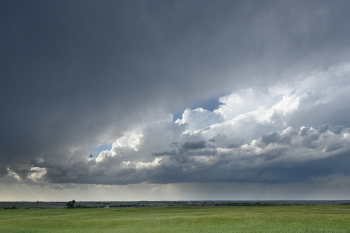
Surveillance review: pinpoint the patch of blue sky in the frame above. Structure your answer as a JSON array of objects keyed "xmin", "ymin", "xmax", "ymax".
[{"xmin": 90, "ymin": 144, "xmax": 111, "ymax": 158}]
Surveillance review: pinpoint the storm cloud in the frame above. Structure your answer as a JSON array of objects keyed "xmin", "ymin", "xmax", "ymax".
[{"xmin": 2, "ymin": 0, "xmax": 350, "ymax": 199}]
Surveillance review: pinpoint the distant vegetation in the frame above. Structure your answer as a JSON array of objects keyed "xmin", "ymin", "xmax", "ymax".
[{"xmin": 1, "ymin": 200, "xmax": 350, "ymax": 210}]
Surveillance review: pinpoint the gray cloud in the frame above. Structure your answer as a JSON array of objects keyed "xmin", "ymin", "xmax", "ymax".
[
  {"xmin": 152, "ymin": 150, "xmax": 177, "ymax": 156},
  {"xmin": 227, "ymin": 142, "xmax": 244, "ymax": 148}
]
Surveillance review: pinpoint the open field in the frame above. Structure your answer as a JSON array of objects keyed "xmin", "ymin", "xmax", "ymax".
[{"xmin": 1, "ymin": 205, "xmax": 350, "ymax": 232}]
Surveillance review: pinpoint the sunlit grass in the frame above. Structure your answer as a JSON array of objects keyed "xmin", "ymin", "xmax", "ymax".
[{"xmin": 1, "ymin": 205, "xmax": 350, "ymax": 232}]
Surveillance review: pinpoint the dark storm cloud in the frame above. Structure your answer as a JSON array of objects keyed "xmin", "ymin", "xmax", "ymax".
[
  {"xmin": 259, "ymin": 130, "xmax": 297, "ymax": 147},
  {"xmin": 181, "ymin": 141, "xmax": 206, "ymax": 150},
  {"xmin": 2, "ymin": 0, "xmax": 350, "ymax": 185}
]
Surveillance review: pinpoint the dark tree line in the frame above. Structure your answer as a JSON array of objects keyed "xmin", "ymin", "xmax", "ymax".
[{"xmin": 66, "ymin": 200, "xmax": 75, "ymax": 208}]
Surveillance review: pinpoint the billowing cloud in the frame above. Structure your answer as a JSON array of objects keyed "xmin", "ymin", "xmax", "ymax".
[{"xmin": 3, "ymin": 63, "xmax": 347, "ymax": 186}]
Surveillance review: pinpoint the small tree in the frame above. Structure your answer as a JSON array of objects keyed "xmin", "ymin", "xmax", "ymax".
[{"xmin": 66, "ymin": 200, "xmax": 76, "ymax": 208}]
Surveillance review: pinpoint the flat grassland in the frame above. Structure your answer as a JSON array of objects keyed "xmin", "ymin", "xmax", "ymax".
[{"xmin": 1, "ymin": 205, "xmax": 350, "ymax": 233}]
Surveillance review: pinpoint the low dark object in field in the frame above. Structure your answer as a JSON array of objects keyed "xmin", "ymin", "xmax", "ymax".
[{"xmin": 66, "ymin": 200, "xmax": 75, "ymax": 208}]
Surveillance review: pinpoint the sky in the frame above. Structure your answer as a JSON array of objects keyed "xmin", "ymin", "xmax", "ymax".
[{"xmin": 1, "ymin": 0, "xmax": 350, "ymax": 201}]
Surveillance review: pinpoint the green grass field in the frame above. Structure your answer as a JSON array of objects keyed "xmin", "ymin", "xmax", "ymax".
[{"xmin": 1, "ymin": 205, "xmax": 350, "ymax": 232}]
